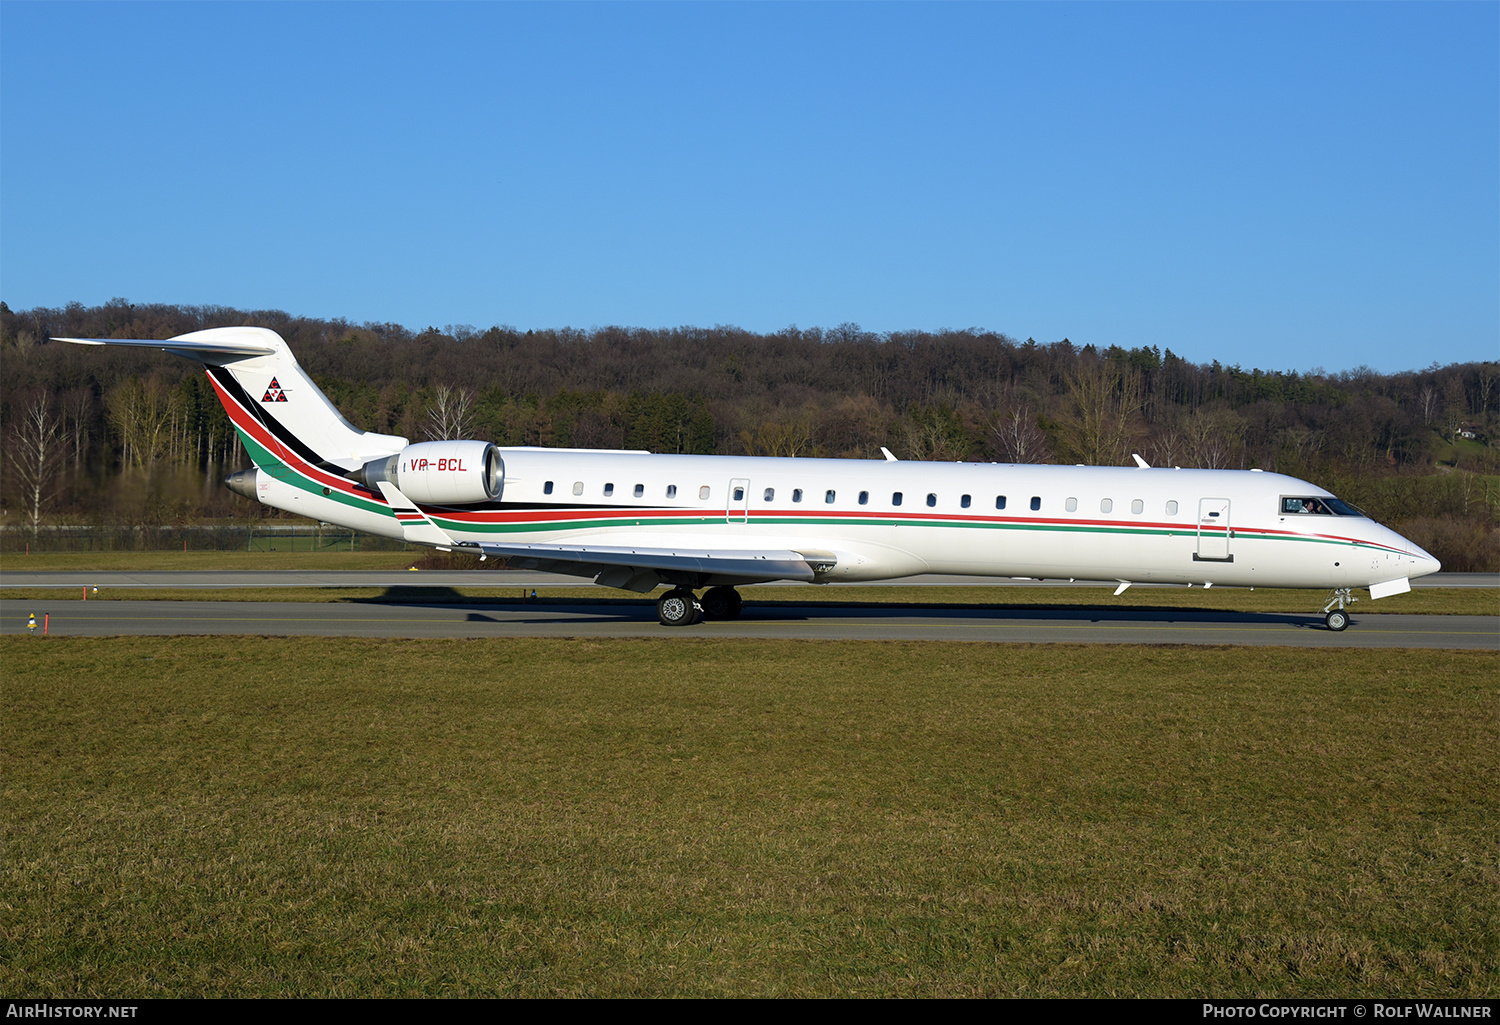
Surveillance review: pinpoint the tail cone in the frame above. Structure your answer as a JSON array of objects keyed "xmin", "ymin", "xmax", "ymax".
[{"xmin": 224, "ymin": 467, "xmax": 260, "ymax": 501}]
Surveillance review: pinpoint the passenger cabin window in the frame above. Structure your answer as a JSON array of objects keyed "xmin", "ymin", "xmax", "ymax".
[
  {"xmin": 699, "ymin": 486, "xmax": 711, "ymax": 500},
  {"xmin": 926, "ymin": 493, "xmax": 937, "ymax": 508},
  {"xmin": 543, "ymin": 481, "xmax": 554, "ymax": 495},
  {"xmin": 603, "ymin": 483, "xmax": 614, "ymax": 497},
  {"xmin": 764, "ymin": 488, "xmax": 774, "ymax": 502},
  {"xmin": 1065, "ymin": 497, "xmax": 1078, "ymax": 512},
  {"xmin": 996, "ymin": 496, "xmax": 1007, "ymax": 510},
  {"xmin": 793, "ymin": 489, "xmax": 803, "ymax": 503},
  {"xmin": 1131, "ymin": 499, "xmax": 1143, "ymax": 514},
  {"xmin": 634, "ymin": 484, "xmax": 644, "ymax": 498},
  {"xmin": 1100, "ymin": 498, "xmax": 1113, "ymax": 513},
  {"xmin": 666, "ymin": 485, "xmax": 677, "ymax": 499},
  {"xmin": 1030, "ymin": 496, "xmax": 1041, "ymax": 511},
  {"xmin": 825, "ymin": 490, "xmax": 836, "ymax": 504},
  {"xmin": 961, "ymin": 494, "xmax": 971, "ymax": 509},
  {"xmin": 1165, "ymin": 500, "xmax": 1177, "ymax": 515},
  {"xmin": 892, "ymin": 492, "xmax": 903, "ymax": 506},
  {"xmin": 858, "ymin": 491, "xmax": 869, "ymax": 505},
  {"xmin": 572, "ymin": 482, "xmax": 584, "ymax": 496}
]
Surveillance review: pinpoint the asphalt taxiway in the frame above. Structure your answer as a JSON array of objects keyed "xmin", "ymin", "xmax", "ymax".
[
  {"xmin": 3, "ymin": 571, "xmax": 1493, "ymax": 648},
  {"xmin": 2, "ymin": 570, "xmax": 1496, "ymax": 590},
  {"xmin": 2, "ymin": 596, "xmax": 1495, "ymax": 648}
]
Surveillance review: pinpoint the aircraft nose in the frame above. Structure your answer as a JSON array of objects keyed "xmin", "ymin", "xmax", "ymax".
[{"xmin": 1406, "ymin": 539, "xmax": 1442, "ymax": 579}]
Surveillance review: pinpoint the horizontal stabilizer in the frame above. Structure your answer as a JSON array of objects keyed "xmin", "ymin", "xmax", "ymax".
[{"xmin": 56, "ymin": 335, "xmax": 278, "ymax": 357}]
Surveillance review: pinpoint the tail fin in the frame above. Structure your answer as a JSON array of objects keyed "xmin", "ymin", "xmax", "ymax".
[{"xmin": 58, "ymin": 327, "xmax": 407, "ymax": 475}]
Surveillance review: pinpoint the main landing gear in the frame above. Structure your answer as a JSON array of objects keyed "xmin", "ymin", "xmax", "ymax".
[
  {"xmin": 1322, "ymin": 587, "xmax": 1356, "ymax": 631},
  {"xmin": 655, "ymin": 586, "xmax": 744, "ymax": 627}
]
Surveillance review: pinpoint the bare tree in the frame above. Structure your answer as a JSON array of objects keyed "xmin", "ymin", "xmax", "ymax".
[
  {"xmin": 105, "ymin": 376, "xmax": 176, "ymax": 469},
  {"xmin": 424, "ymin": 384, "xmax": 477, "ymax": 441},
  {"xmin": 61, "ymin": 388, "xmax": 94, "ymax": 471},
  {"xmin": 9, "ymin": 393, "xmax": 67, "ymax": 540},
  {"xmin": 1420, "ymin": 384, "xmax": 1439, "ymax": 427},
  {"xmin": 1144, "ymin": 410, "xmax": 1186, "ymax": 468},
  {"xmin": 1183, "ymin": 405, "xmax": 1247, "ymax": 469},
  {"xmin": 740, "ymin": 409, "xmax": 816, "ymax": 457},
  {"xmin": 1059, "ymin": 363, "xmax": 1144, "ymax": 465},
  {"xmin": 1278, "ymin": 426, "xmax": 1324, "ymax": 471},
  {"xmin": 1477, "ymin": 364, "xmax": 1497, "ymax": 424},
  {"xmin": 989, "ymin": 404, "xmax": 1050, "ymax": 463}
]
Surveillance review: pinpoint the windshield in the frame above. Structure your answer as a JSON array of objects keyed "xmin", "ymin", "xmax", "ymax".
[{"xmin": 1280, "ymin": 496, "xmax": 1366, "ymax": 517}]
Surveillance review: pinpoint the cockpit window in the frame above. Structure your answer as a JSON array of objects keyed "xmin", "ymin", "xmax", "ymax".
[
  {"xmin": 1281, "ymin": 496, "xmax": 1364, "ymax": 516},
  {"xmin": 1323, "ymin": 498, "xmax": 1366, "ymax": 517}
]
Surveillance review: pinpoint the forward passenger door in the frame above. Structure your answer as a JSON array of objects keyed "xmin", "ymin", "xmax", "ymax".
[{"xmin": 1196, "ymin": 498, "xmax": 1232, "ymax": 561}]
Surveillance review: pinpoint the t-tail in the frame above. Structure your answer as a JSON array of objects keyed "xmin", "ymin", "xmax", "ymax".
[
  {"xmin": 61, "ymin": 327, "xmax": 409, "ymax": 477},
  {"xmin": 56, "ymin": 328, "xmax": 501, "ymax": 535}
]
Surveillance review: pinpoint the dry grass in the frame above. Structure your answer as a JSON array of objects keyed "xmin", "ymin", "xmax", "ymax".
[{"xmin": 3, "ymin": 637, "xmax": 1494, "ymax": 997}]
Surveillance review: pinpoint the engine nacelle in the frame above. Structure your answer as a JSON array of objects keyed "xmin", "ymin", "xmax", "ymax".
[{"xmin": 360, "ymin": 440, "xmax": 503, "ymax": 504}]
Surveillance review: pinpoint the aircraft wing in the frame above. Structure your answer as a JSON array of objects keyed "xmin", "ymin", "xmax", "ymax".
[
  {"xmin": 373, "ymin": 479, "xmax": 823, "ymax": 590},
  {"xmin": 470, "ymin": 540, "xmax": 822, "ymax": 590}
]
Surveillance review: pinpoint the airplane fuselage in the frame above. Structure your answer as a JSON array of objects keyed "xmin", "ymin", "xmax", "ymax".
[{"xmin": 248, "ymin": 447, "xmax": 1435, "ymax": 592}]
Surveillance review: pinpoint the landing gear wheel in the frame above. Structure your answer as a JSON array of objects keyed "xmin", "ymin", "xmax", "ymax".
[
  {"xmin": 700, "ymin": 586, "xmax": 743, "ymax": 620},
  {"xmin": 1321, "ymin": 587, "xmax": 1355, "ymax": 632},
  {"xmin": 656, "ymin": 588, "xmax": 701, "ymax": 627}
]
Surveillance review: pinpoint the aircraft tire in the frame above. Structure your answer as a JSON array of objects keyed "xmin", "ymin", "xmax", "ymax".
[
  {"xmin": 657, "ymin": 589, "xmax": 700, "ymax": 627},
  {"xmin": 700, "ymin": 586, "xmax": 743, "ymax": 620},
  {"xmin": 1325, "ymin": 609, "xmax": 1350, "ymax": 632}
]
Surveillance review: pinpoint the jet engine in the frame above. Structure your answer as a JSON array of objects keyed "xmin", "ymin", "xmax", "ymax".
[{"xmin": 359, "ymin": 440, "xmax": 503, "ymax": 504}]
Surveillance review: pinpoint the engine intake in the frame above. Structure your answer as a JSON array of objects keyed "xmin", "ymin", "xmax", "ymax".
[{"xmin": 360, "ymin": 440, "xmax": 503, "ymax": 504}]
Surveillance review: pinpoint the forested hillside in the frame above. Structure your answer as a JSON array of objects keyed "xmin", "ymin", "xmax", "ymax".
[{"xmin": 3, "ymin": 299, "xmax": 1496, "ymax": 569}]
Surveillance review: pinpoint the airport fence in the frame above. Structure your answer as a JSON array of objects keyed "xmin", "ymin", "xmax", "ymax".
[{"xmin": 0, "ymin": 523, "xmax": 410, "ymax": 554}]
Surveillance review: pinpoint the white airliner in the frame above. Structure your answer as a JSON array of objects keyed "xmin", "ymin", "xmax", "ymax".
[{"xmin": 60, "ymin": 327, "xmax": 1440, "ymax": 629}]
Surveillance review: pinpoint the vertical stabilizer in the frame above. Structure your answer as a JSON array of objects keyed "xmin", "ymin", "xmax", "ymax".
[{"xmin": 60, "ymin": 327, "xmax": 408, "ymax": 473}]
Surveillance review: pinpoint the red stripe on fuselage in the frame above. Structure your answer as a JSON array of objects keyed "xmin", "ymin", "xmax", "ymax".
[
  {"xmin": 207, "ymin": 371, "xmax": 373, "ymax": 498},
  {"xmin": 205, "ymin": 373, "xmax": 1406, "ymax": 554}
]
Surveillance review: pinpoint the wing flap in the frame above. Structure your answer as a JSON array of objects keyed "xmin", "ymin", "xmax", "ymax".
[{"xmin": 473, "ymin": 540, "xmax": 819, "ymax": 584}]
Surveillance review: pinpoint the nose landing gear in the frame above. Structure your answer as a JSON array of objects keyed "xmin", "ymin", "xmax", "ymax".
[{"xmin": 1322, "ymin": 588, "xmax": 1355, "ymax": 631}]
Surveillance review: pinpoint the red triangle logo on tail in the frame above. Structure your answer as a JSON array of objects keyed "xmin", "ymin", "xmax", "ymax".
[{"xmin": 262, "ymin": 377, "xmax": 286, "ymax": 403}]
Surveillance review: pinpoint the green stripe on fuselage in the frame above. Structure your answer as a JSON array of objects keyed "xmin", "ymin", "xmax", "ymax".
[
  {"xmin": 424, "ymin": 509, "xmax": 1393, "ymax": 553},
  {"xmin": 237, "ymin": 431, "xmax": 388, "ymax": 516}
]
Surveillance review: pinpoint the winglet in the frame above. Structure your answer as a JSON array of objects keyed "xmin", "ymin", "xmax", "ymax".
[
  {"xmin": 375, "ymin": 481, "xmax": 457, "ymax": 549},
  {"xmin": 1132, "ymin": 454, "xmax": 1150, "ymax": 468},
  {"xmin": 1114, "ymin": 580, "xmax": 1132, "ymax": 596},
  {"xmin": 881, "ymin": 447, "xmax": 898, "ymax": 462}
]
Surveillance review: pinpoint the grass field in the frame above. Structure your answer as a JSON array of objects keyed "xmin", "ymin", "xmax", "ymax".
[{"xmin": 3, "ymin": 637, "xmax": 1494, "ymax": 997}]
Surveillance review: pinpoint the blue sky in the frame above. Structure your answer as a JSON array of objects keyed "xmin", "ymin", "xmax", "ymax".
[{"xmin": 2, "ymin": 1, "xmax": 1495, "ymax": 374}]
